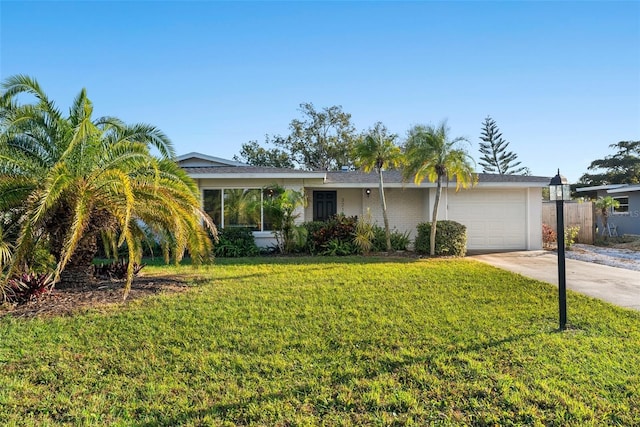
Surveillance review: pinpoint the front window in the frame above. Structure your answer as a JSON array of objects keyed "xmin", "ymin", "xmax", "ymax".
[
  {"xmin": 203, "ymin": 188, "xmax": 278, "ymax": 231},
  {"xmin": 612, "ymin": 196, "xmax": 629, "ymax": 214}
]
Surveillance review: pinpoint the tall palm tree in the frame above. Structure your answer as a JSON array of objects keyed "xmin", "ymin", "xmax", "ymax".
[
  {"xmin": 403, "ymin": 121, "xmax": 477, "ymax": 256},
  {"xmin": 353, "ymin": 122, "xmax": 404, "ymax": 252},
  {"xmin": 0, "ymin": 75, "xmax": 215, "ymax": 299}
]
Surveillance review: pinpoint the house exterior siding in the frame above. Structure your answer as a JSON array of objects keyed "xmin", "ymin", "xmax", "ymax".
[
  {"xmin": 594, "ymin": 190, "xmax": 640, "ymax": 236},
  {"xmin": 180, "ymin": 153, "xmax": 548, "ymax": 251}
]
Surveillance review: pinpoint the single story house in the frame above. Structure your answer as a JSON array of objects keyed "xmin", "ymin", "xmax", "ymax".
[
  {"xmin": 178, "ymin": 152, "xmax": 549, "ymax": 251},
  {"xmin": 576, "ymin": 184, "xmax": 640, "ymax": 236}
]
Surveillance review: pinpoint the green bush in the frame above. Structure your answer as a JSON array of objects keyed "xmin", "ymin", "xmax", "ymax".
[
  {"xmin": 303, "ymin": 214, "xmax": 358, "ymax": 255},
  {"xmin": 371, "ymin": 225, "xmax": 411, "ymax": 252},
  {"xmin": 564, "ymin": 226, "xmax": 580, "ymax": 249},
  {"xmin": 214, "ymin": 227, "xmax": 259, "ymax": 258},
  {"xmin": 415, "ymin": 220, "xmax": 467, "ymax": 257}
]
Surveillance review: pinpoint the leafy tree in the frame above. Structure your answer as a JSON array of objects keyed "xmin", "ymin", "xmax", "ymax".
[
  {"xmin": 236, "ymin": 103, "xmax": 357, "ymax": 171},
  {"xmin": 594, "ymin": 196, "xmax": 620, "ymax": 237},
  {"xmin": 579, "ymin": 141, "xmax": 640, "ymax": 185},
  {"xmin": 478, "ymin": 116, "xmax": 528, "ymax": 175},
  {"xmin": 0, "ymin": 75, "xmax": 215, "ymax": 299},
  {"xmin": 353, "ymin": 122, "xmax": 404, "ymax": 252},
  {"xmin": 287, "ymin": 103, "xmax": 357, "ymax": 170},
  {"xmin": 233, "ymin": 137, "xmax": 294, "ymax": 168},
  {"xmin": 404, "ymin": 121, "xmax": 477, "ymax": 256}
]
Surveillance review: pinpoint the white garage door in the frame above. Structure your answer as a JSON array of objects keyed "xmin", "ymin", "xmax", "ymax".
[{"xmin": 446, "ymin": 189, "xmax": 527, "ymax": 250}]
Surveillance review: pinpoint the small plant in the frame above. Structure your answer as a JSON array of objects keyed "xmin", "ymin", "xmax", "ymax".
[
  {"xmin": 542, "ymin": 223, "xmax": 557, "ymax": 248},
  {"xmin": 5, "ymin": 272, "xmax": 55, "ymax": 304},
  {"xmin": 321, "ymin": 239, "xmax": 356, "ymax": 256},
  {"xmin": 564, "ymin": 226, "xmax": 580, "ymax": 249},
  {"xmin": 372, "ymin": 226, "xmax": 411, "ymax": 252},
  {"xmin": 353, "ymin": 209, "xmax": 375, "ymax": 254},
  {"xmin": 93, "ymin": 260, "xmax": 146, "ymax": 280}
]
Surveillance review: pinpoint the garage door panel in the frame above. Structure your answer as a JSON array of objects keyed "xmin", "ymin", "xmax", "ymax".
[{"xmin": 447, "ymin": 189, "xmax": 527, "ymax": 250}]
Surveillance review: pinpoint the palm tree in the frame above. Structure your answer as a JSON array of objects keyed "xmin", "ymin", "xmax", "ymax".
[
  {"xmin": 594, "ymin": 196, "xmax": 620, "ymax": 237},
  {"xmin": 0, "ymin": 75, "xmax": 215, "ymax": 299},
  {"xmin": 403, "ymin": 121, "xmax": 477, "ymax": 256},
  {"xmin": 353, "ymin": 122, "xmax": 404, "ymax": 252}
]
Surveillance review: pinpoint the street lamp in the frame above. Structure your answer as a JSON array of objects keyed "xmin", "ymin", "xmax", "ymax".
[{"xmin": 549, "ymin": 169, "xmax": 571, "ymax": 330}]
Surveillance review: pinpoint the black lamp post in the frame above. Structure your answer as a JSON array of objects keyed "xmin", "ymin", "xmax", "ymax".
[{"xmin": 549, "ymin": 170, "xmax": 571, "ymax": 330}]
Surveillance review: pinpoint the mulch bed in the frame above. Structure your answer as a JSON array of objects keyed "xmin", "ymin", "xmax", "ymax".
[{"xmin": 0, "ymin": 275, "xmax": 189, "ymax": 319}]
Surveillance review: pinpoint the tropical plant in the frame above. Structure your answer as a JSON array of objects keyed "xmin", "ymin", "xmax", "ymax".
[
  {"xmin": 263, "ymin": 185, "xmax": 307, "ymax": 253},
  {"xmin": 0, "ymin": 225, "xmax": 12, "ymax": 271},
  {"xmin": 371, "ymin": 226, "xmax": 411, "ymax": 252},
  {"xmin": 403, "ymin": 121, "xmax": 477, "ymax": 256},
  {"xmin": 93, "ymin": 260, "xmax": 146, "ymax": 280},
  {"xmin": 5, "ymin": 272, "xmax": 54, "ymax": 304},
  {"xmin": 353, "ymin": 122, "xmax": 404, "ymax": 251},
  {"xmin": 478, "ymin": 116, "xmax": 528, "ymax": 175},
  {"xmin": 353, "ymin": 209, "xmax": 375, "ymax": 255},
  {"xmin": 594, "ymin": 196, "xmax": 620, "ymax": 237},
  {"xmin": 0, "ymin": 75, "xmax": 215, "ymax": 300}
]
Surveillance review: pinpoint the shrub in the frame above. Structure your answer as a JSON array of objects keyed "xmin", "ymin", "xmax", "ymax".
[
  {"xmin": 321, "ymin": 239, "xmax": 357, "ymax": 256},
  {"xmin": 303, "ymin": 214, "xmax": 358, "ymax": 255},
  {"xmin": 415, "ymin": 221, "xmax": 467, "ymax": 257},
  {"xmin": 564, "ymin": 226, "xmax": 580, "ymax": 249},
  {"xmin": 93, "ymin": 260, "xmax": 146, "ymax": 280},
  {"xmin": 371, "ymin": 226, "xmax": 411, "ymax": 252},
  {"xmin": 214, "ymin": 227, "xmax": 259, "ymax": 258},
  {"xmin": 542, "ymin": 223, "xmax": 557, "ymax": 248},
  {"xmin": 5, "ymin": 272, "xmax": 54, "ymax": 304}
]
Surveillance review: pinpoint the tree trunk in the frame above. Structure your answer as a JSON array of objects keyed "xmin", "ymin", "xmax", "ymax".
[
  {"xmin": 57, "ymin": 232, "xmax": 98, "ymax": 288},
  {"xmin": 430, "ymin": 177, "xmax": 443, "ymax": 256},
  {"xmin": 378, "ymin": 168, "xmax": 392, "ymax": 252},
  {"xmin": 48, "ymin": 207, "xmax": 116, "ymax": 289}
]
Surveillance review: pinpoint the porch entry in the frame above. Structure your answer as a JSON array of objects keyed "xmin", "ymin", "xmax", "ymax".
[{"xmin": 313, "ymin": 191, "xmax": 337, "ymax": 221}]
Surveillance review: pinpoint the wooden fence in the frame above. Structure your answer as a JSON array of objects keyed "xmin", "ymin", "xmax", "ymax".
[{"xmin": 542, "ymin": 201, "xmax": 595, "ymax": 244}]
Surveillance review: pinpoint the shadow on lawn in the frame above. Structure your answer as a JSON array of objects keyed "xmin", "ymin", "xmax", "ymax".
[{"xmin": 136, "ymin": 331, "xmax": 543, "ymax": 426}]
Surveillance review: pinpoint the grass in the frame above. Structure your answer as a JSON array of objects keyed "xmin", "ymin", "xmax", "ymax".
[{"xmin": 1, "ymin": 256, "xmax": 639, "ymax": 426}]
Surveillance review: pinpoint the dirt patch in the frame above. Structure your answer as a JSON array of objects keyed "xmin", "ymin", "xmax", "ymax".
[
  {"xmin": 596, "ymin": 236, "xmax": 640, "ymax": 252},
  {"xmin": 0, "ymin": 275, "xmax": 190, "ymax": 319}
]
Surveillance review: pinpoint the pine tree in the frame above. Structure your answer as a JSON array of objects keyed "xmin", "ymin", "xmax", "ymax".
[{"xmin": 478, "ymin": 116, "xmax": 528, "ymax": 175}]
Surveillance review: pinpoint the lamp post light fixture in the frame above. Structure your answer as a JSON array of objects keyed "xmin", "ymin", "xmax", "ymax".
[
  {"xmin": 365, "ymin": 188, "xmax": 371, "ymax": 198},
  {"xmin": 549, "ymin": 169, "xmax": 571, "ymax": 330}
]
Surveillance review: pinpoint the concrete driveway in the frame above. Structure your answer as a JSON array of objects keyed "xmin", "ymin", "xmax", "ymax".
[{"xmin": 469, "ymin": 251, "xmax": 640, "ymax": 311}]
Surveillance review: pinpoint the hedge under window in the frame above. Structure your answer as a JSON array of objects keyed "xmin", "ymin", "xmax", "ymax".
[{"xmin": 203, "ymin": 188, "xmax": 279, "ymax": 231}]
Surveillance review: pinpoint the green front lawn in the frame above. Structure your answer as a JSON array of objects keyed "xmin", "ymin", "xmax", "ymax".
[{"xmin": 1, "ymin": 257, "xmax": 638, "ymax": 426}]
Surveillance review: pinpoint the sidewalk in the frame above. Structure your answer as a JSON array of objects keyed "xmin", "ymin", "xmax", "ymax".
[{"xmin": 469, "ymin": 251, "xmax": 640, "ymax": 311}]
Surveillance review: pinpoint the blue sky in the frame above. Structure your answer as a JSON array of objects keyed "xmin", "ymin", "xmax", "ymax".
[{"xmin": 1, "ymin": 1, "xmax": 639, "ymax": 182}]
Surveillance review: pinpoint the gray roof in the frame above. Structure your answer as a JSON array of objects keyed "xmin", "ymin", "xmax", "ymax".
[
  {"xmin": 576, "ymin": 184, "xmax": 628, "ymax": 192},
  {"xmin": 324, "ymin": 170, "xmax": 550, "ymax": 186},
  {"xmin": 181, "ymin": 166, "xmax": 326, "ymax": 179},
  {"xmin": 181, "ymin": 163, "xmax": 550, "ymax": 187}
]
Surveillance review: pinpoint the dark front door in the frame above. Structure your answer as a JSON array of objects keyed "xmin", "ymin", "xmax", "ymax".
[{"xmin": 313, "ymin": 191, "xmax": 337, "ymax": 221}]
